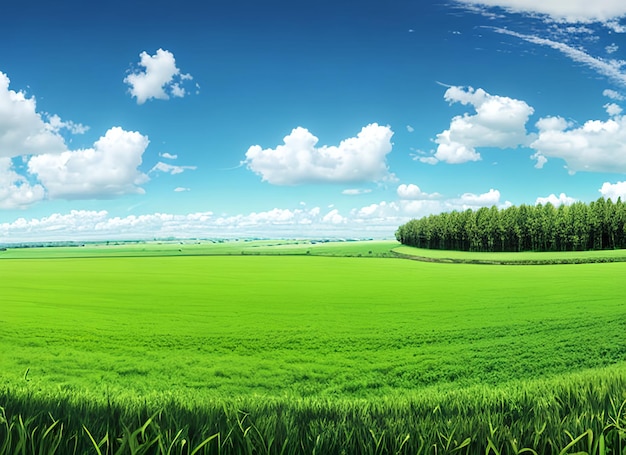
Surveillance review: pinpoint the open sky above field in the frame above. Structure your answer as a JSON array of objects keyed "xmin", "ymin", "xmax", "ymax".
[{"xmin": 2, "ymin": 0, "xmax": 626, "ymax": 241}]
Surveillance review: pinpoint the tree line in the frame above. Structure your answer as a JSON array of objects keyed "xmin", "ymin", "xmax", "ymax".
[{"xmin": 395, "ymin": 198, "xmax": 626, "ymax": 252}]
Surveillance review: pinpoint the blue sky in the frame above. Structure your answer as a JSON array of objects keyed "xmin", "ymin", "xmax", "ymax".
[{"xmin": 2, "ymin": 0, "xmax": 626, "ymax": 241}]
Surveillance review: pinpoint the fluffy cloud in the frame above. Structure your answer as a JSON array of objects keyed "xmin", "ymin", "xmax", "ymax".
[
  {"xmin": 397, "ymin": 183, "xmax": 440, "ymax": 200},
  {"xmin": 150, "ymin": 162, "xmax": 197, "ymax": 175},
  {"xmin": 604, "ymin": 89, "xmax": 625, "ymax": 101},
  {"xmin": 244, "ymin": 124, "xmax": 394, "ymax": 184},
  {"xmin": 535, "ymin": 193, "xmax": 576, "ymax": 206},
  {"xmin": 0, "ymin": 72, "xmax": 68, "ymax": 158},
  {"xmin": 124, "ymin": 49, "xmax": 193, "ymax": 104},
  {"xmin": 160, "ymin": 152, "xmax": 178, "ymax": 160},
  {"xmin": 322, "ymin": 209, "xmax": 347, "ymax": 224},
  {"xmin": 605, "ymin": 103, "xmax": 623, "ymax": 116},
  {"xmin": 531, "ymin": 115, "xmax": 626, "ymax": 173},
  {"xmin": 28, "ymin": 127, "xmax": 150, "ymax": 199},
  {"xmin": 45, "ymin": 114, "xmax": 89, "ymax": 135},
  {"xmin": 424, "ymin": 86, "xmax": 534, "ymax": 164},
  {"xmin": 353, "ymin": 201, "xmax": 400, "ymax": 219},
  {"xmin": 456, "ymin": 0, "xmax": 626, "ymax": 24},
  {"xmin": 0, "ymin": 158, "xmax": 45, "ymax": 209},
  {"xmin": 450, "ymin": 188, "xmax": 507, "ymax": 209},
  {"xmin": 599, "ymin": 181, "xmax": 626, "ymax": 201}
]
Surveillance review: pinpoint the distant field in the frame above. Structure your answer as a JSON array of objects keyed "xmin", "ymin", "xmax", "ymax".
[
  {"xmin": 3, "ymin": 240, "xmax": 626, "ymax": 453},
  {"xmin": 0, "ymin": 239, "xmax": 399, "ymax": 259},
  {"xmin": 394, "ymin": 244, "xmax": 626, "ymax": 263}
]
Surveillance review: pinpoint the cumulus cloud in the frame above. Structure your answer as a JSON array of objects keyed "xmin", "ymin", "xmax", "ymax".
[
  {"xmin": 0, "ymin": 157, "xmax": 45, "ymax": 209},
  {"xmin": 244, "ymin": 123, "xmax": 394, "ymax": 184},
  {"xmin": 451, "ymin": 188, "xmax": 506, "ymax": 209},
  {"xmin": 456, "ymin": 0, "xmax": 626, "ymax": 24},
  {"xmin": 0, "ymin": 72, "xmax": 67, "ymax": 158},
  {"xmin": 396, "ymin": 183, "xmax": 440, "ymax": 200},
  {"xmin": 424, "ymin": 86, "xmax": 534, "ymax": 164},
  {"xmin": 493, "ymin": 28, "xmax": 626, "ymax": 86},
  {"xmin": 0, "ymin": 70, "xmax": 155, "ymax": 207},
  {"xmin": 150, "ymin": 162, "xmax": 197, "ymax": 175},
  {"xmin": 160, "ymin": 152, "xmax": 178, "ymax": 160},
  {"xmin": 604, "ymin": 89, "xmax": 625, "ymax": 100},
  {"xmin": 535, "ymin": 193, "xmax": 576, "ymax": 206},
  {"xmin": 45, "ymin": 114, "xmax": 89, "ymax": 135},
  {"xmin": 353, "ymin": 201, "xmax": 401, "ymax": 219},
  {"xmin": 28, "ymin": 127, "xmax": 150, "ymax": 199},
  {"xmin": 599, "ymin": 181, "xmax": 626, "ymax": 201},
  {"xmin": 605, "ymin": 103, "xmax": 623, "ymax": 116},
  {"xmin": 531, "ymin": 115, "xmax": 626, "ymax": 173},
  {"xmin": 322, "ymin": 209, "xmax": 347, "ymax": 224},
  {"xmin": 124, "ymin": 49, "xmax": 194, "ymax": 104}
]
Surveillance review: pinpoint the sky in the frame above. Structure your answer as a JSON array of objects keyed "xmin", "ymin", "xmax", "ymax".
[{"xmin": 2, "ymin": 0, "xmax": 626, "ymax": 241}]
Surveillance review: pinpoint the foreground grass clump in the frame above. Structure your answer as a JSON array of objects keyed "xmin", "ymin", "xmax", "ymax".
[{"xmin": 3, "ymin": 368, "xmax": 626, "ymax": 454}]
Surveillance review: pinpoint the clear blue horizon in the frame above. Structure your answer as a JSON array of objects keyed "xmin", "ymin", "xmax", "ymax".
[{"xmin": 2, "ymin": 0, "xmax": 626, "ymax": 241}]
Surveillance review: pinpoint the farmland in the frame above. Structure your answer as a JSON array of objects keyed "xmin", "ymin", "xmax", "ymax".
[{"xmin": 1, "ymin": 240, "xmax": 626, "ymax": 453}]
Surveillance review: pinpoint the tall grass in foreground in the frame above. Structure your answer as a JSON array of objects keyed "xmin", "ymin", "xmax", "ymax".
[{"xmin": 3, "ymin": 367, "xmax": 626, "ymax": 454}]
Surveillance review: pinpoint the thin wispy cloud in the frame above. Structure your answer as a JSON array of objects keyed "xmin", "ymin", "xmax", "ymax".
[{"xmin": 492, "ymin": 27, "xmax": 626, "ymax": 86}]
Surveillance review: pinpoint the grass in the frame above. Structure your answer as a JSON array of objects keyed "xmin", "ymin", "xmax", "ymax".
[
  {"xmin": 2, "ymin": 240, "xmax": 626, "ymax": 453},
  {"xmin": 0, "ymin": 239, "xmax": 398, "ymax": 259},
  {"xmin": 393, "ymin": 244, "xmax": 626, "ymax": 264}
]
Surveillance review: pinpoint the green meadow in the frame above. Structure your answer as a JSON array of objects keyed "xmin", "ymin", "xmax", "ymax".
[{"xmin": 2, "ymin": 240, "xmax": 626, "ymax": 453}]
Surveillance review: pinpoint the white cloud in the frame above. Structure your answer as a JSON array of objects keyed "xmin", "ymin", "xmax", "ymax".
[
  {"xmin": 397, "ymin": 183, "xmax": 440, "ymax": 200},
  {"xmin": 417, "ymin": 156, "xmax": 439, "ymax": 165},
  {"xmin": 244, "ymin": 123, "xmax": 394, "ymax": 184},
  {"xmin": 150, "ymin": 162, "xmax": 197, "ymax": 175},
  {"xmin": 531, "ymin": 115, "xmax": 626, "ymax": 173},
  {"xmin": 456, "ymin": 0, "xmax": 626, "ymax": 24},
  {"xmin": 493, "ymin": 28, "xmax": 626, "ymax": 86},
  {"xmin": 322, "ymin": 209, "xmax": 347, "ymax": 224},
  {"xmin": 606, "ymin": 43, "xmax": 619, "ymax": 54},
  {"xmin": 406, "ymin": 125, "xmax": 415, "ymax": 132},
  {"xmin": 45, "ymin": 114, "xmax": 89, "ymax": 135},
  {"xmin": 604, "ymin": 89, "xmax": 625, "ymax": 100},
  {"xmin": 28, "ymin": 127, "xmax": 150, "ymax": 199},
  {"xmin": 599, "ymin": 181, "xmax": 626, "ymax": 201},
  {"xmin": 0, "ymin": 186, "xmax": 516, "ymax": 242},
  {"xmin": 451, "ymin": 188, "xmax": 505, "ymax": 209},
  {"xmin": 124, "ymin": 49, "xmax": 193, "ymax": 104},
  {"xmin": 174, "ymin": 187, "xmax": 190, "ymax": 192},
  {"xmin": 0, "ymin": 72, "xmax": 67, "ymax": 158},
  {"xmin": 400, "ymin": 200, "xmax": 444, "ymax": 217},
  {"xmin": 605, "ymin": 103, "xmax": 623, "ymax": 116},
  {"xmin": 353, "ymin": 201, "xmax": 400, "ymax": 219},
  {"xmin": 0, "ymin": 157, "xmax": 45, "ymax": 209},
  {"xmin": 160, "ymin": 152, "xmax": 178, "ymax": 160},
  {"xmin": 535, "ymin": 193, "xmax": 576, "ymax": 206},
  {"xmin": 427, "ymin": 86, "xmax": 534, "ymax": 164},
  {"xmin": 342, "ymin": 188, "xmax": 372, "ymax": 195}
]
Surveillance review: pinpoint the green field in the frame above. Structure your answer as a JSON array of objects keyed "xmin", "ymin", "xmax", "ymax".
[{"xmin": 2, "ymin": 240, "xmax": 626, "ymax": 453}]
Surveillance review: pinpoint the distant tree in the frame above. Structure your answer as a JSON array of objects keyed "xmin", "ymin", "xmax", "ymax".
[{"xmin": 395, "ymin": 197, "xmax": 626, "ymax": 252}]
